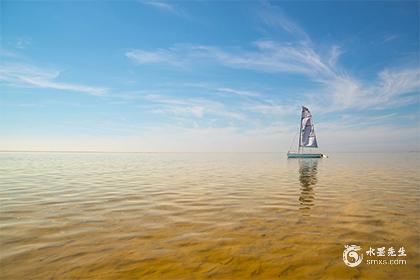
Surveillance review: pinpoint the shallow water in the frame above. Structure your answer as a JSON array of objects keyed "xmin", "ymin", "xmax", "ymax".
[{"xmin": 0, "ymin": 152, "xmax": 419, "ymax": 279}]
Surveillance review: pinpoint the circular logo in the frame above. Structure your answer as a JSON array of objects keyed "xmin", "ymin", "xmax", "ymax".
[{"xmin": 343, "ymin": 245, "xmax": 363, "ymax": 267}]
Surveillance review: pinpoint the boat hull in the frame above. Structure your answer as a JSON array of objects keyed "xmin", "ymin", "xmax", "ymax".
[{"xmin": 287, "ymin": 152, "xmax": 324, "ymax": 158}]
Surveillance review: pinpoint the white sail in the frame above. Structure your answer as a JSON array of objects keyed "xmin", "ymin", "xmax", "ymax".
[{"xmin": 300, "ymin": 106, "xmax": 318, "ymax": 148}]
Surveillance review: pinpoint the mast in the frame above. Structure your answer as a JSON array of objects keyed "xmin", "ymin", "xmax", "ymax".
[{"xmin": 298, "ymin": 106, "xmax": 303, "ymax": 153}]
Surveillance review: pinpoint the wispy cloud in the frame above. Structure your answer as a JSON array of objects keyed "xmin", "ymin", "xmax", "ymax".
[
  {"xmin": 314, "ymin": 67, "xmax": 420, "ymax": 111},
  {"xmin": 377, "ymin": 68, "xmax": 420, "ymax": 99},
  {"xmin": 125, "ymin": 41, "xmax": 336, "ymax": 77},
  {"xmin": 15, "ymin": 37, "xmax": 32, "ymax": 49},
  {"xmin": 125, "ymin": 0, "xmax": 420, "ymax": 114},
  {"xmin": 328, "ymin": 45, "xmax": 342, "ymax": 67},
  {"xmin": 245, "ymin": 102, "xmax": 297, "ymax": 116},
  {"xmin": 216, "ymin": 87, "xmax": 261, "ymax": 97},
  {"xmin": 0, "ymin": 63, "xmax": 108, "ymax": 96},
  {"xmin": 125, "ymin": 49, "xmax": 184, "ymax": 67},
  {"xmin": 190, "ymin": 42, "xmax": 331, "ymax": 76},
  {"xmin": 139, "ymin": 0, "xmax": 188, "ymax": 18},
  {"xmin": 0, "ymin": 48, "xmax": 20, "ymax": 58},
  {"xmin": 126, "ymin": 39, "xmax": 419, "ymax": 111},
  {"xmin": 144, "ymin": 94, "xmax": 246, "ymax": 121},
  {"xmin": 383, "ymin": 34, "xmax": 399, "ymax": 43},
  {"xmin": 258, "ymin": 3, "xmax": 311, "ymax": 43}
]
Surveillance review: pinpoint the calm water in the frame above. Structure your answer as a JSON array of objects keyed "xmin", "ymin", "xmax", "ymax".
[{"xmin": 0, "ymin": 152, "xmax": 419, "ymax": 279}]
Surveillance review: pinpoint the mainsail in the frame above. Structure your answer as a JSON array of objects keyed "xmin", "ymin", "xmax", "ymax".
[{"xmin": 299, "ymin": 106, "xmax": 318, "ymax": 148}]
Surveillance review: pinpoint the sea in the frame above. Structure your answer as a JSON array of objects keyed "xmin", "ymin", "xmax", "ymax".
[{"xmin": 0, "ymin": 152, "xmax": 419, "ymax": 279}]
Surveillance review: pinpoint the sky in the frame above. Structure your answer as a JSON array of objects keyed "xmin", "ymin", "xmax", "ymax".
[{"xmin": 0, "ymin": 1, "xmax": 419, "ymax": 152}]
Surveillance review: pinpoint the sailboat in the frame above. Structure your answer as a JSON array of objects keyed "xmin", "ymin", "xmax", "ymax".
[{"xmin": 287, "ymin": 106, "xmax": 326, "ymax": 158}]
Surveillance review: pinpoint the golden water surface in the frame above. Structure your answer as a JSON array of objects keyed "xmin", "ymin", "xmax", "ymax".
[{"xmin": 0, "ymin": 152, "xmax": 419, "ymax": 279}]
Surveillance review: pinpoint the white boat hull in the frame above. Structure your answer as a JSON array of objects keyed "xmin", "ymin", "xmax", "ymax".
[{"xmin": 287, "ymin": 152, "xmax": 325, "ymax": 158}]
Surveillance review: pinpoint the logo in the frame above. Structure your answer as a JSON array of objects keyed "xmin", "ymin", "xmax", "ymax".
[{"xmin": 343, "ymin": 245, "xmax": 363, "ymax": 267}]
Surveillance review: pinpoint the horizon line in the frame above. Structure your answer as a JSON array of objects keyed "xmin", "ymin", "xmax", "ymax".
[{"xmin": 0, "ymin": 150, "xmax": 418, "ymax": 154}]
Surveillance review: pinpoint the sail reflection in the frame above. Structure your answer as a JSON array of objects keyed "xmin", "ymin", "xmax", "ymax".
[{"xmin": 298, "ymin": 159, "xmax": 318, "ymax": 210}]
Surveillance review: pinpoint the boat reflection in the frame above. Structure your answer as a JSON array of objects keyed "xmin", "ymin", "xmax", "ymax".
[{"xmin": 298, "ymin": 159, "xmax": 318, "ymax": 210}]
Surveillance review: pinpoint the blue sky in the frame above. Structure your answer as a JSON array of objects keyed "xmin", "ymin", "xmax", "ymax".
[{"xmin": 1, "ymin": 1, "xmax": 419, "ymax": 152}]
